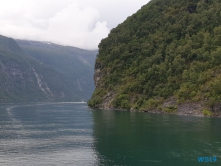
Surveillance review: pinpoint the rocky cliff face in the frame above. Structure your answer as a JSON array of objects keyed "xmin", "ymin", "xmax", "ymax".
[
  {"xmin": 94, "ymin": 62, "xmax": 101, "ymax": 88},
  {"xmin": 93, "ymin": 61, "xmax": 118, "ymax": 110}
]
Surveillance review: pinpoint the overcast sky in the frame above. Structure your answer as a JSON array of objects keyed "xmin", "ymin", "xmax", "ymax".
[{"xmin": 0, "ymin": 0, "xmax": 150, "ymax": 50}]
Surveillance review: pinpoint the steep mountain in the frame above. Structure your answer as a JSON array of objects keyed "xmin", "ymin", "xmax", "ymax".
[
  {"xmin": 0, "ymin": 35, "xmax": 97, "ymax": 102},
  {"xmin": 16, "ymin": 40, "xmax": 97, "ymax": 101},
  {"xmin": 0, "ymin": 35, "xmax": 23, "ymax": 55},
  {"xmin": 88, "ymin": 0, "xmax": 221, "ymax": 116}
]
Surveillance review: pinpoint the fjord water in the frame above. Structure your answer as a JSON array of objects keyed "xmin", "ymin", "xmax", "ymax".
[{"xmin": 0, "ymin": 103, "xmax": 221, "ymax": 166}]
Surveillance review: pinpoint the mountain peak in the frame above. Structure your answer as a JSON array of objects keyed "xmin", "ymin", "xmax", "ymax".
[{"xmin": 0, "ymin": 35, "xmax": 23, "ymax": 54}]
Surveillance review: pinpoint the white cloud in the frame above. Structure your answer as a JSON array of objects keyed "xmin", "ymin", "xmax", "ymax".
[
  {"xmin": 76, "ymin": 0, "xmax": 150, "ymax": 29},
  {"xmin": 45, "ymin": 4, "xmax": 109, "ymax": 49},
  {"xmin": 0, "ymin": 0, "xmax": 149, "ymax": 49}
]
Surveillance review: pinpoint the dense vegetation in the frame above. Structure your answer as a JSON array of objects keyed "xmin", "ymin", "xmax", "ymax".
[{"xmin": 89, "ymin": 0, "xmax": 221, "ymax": 112}]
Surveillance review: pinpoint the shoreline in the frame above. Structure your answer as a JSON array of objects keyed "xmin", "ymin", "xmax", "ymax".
[{"xmin": 90, "ymin": 106, "xmax": 221, "ymax": 118}]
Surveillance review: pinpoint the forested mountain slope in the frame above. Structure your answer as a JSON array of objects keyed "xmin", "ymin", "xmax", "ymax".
[
  {"xmin": 0, "ymin": 35, "xmax": 97, "ymax": 102},
  {"xmin": 88, "ymin": 0, "xmax": 221, "ymax": 116}
]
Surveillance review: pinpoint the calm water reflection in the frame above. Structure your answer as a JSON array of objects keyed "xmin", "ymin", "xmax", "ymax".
[
  {"xmin": 92, "ymin": 109, "xmax": 221, "ymax": 166},
  {"xmin": 0, "ymin": 103, "xmax": 221, "ymax": 166}
]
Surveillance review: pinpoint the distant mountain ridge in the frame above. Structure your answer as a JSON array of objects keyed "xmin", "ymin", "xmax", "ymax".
[
  {"xmin": 0, "ymin": 35, "xmax": 23, "ymax": 54},
  {"xmin": 0, "ymin": 35, "xmax": 97, "ymax": 102}
]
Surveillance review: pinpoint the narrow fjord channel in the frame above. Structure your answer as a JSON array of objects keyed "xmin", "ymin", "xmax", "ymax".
[{"xmin": 0, "ymin": 102, "xmax": 220, "ymax": 165}]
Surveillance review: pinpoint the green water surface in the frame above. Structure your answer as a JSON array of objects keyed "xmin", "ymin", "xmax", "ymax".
[
  {"xmin": 92, "ymin": 109, "xmax": 221, "ymax": 166},
  {"xmin": 0, "ymin": 103, "xmax": 220, "ymax": 166}
]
